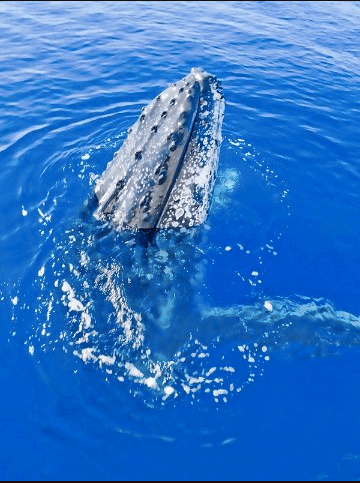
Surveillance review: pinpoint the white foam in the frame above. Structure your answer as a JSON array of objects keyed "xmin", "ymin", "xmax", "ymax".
[
  {"xmin": 264, "ymin": 301, "xmax": 273, "ymax": 311},
  {"xmin": 213, "ymin": 389, "xmax": 228, "ymax": 397},
  {"xmin": 125, "ymin": 362, "xmax": 144, "ymax": 378},
  {"xmin": 99, "ymin": 354, "xmax": 116, "ymax": 365},
  {"xmin": 38, "ymin": 266, "xmax": 45, "ymax": 277}
]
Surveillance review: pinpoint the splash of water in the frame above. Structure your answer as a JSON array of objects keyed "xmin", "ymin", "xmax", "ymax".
[{"xmin": 4, "ymin": 137, "xmax": 360, "ymax": 411}]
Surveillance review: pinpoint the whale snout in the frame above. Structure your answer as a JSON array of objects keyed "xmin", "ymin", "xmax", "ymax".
[{"xmin": 94, "ymin": 68, "xmax": 225, "ymax": 231}]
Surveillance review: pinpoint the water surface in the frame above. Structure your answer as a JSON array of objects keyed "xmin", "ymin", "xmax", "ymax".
[{"xmin": 1, "ymin": 1, "xmax": 360, "ymax": 480}]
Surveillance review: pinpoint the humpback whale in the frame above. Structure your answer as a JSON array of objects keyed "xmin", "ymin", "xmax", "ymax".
[{"xmin": 93, "ymin": 68, "xmax": 225, "ymax": 231}]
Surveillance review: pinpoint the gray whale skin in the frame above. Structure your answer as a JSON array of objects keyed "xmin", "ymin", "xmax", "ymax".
[{"xmin": 94, "ymin": 67, "xmax": 225, "ymax": 232}]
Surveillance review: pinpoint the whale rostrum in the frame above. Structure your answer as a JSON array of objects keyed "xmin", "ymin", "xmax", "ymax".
[{"xmin": 94, "ymin": 67, "xmax": 225, "ymax": 231}]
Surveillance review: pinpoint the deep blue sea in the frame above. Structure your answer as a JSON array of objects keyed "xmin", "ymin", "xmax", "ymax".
[{"xmin": 1, "ymin": 1, "xmax": 360, "ymax": 481}]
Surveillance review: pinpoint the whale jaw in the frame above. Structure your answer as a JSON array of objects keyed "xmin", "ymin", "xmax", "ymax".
[{"xmin": 94, "ymin": 67, "xmax": 225, "ymax": 231}]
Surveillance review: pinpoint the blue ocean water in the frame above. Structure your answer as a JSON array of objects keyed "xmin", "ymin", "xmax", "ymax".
[{"xmin": 1, "ymin": 0, "xmax": 360, "ymax": 480}]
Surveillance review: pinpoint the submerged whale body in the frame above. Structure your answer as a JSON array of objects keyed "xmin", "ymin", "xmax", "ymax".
[{"xmin": 94, "ymin": 67, "xmax": 225, "ymax": 231}]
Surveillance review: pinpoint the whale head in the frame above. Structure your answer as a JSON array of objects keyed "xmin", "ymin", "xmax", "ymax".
[{"xmin": 94, "ymin": 67, "xmax": 225, "ymax": 231}]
